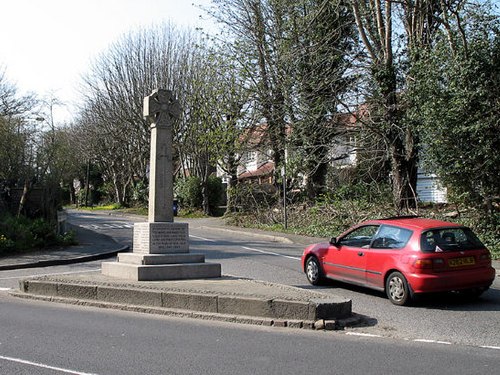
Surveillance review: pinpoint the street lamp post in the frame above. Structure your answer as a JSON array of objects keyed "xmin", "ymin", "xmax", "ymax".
[{"xmin": 281, "ymin": 165, "xmax": 287, "ymax": 229}]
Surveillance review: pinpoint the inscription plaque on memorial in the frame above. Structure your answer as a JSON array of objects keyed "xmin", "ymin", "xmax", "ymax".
[{"xmin": 133, "ymin": 222, "xmax": 189, "ymax": 254}]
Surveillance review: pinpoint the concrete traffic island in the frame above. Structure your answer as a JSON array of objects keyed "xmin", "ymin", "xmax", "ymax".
[{"xmin": 13, "ymin": 273, "xmax": 359, "ymax": 330}]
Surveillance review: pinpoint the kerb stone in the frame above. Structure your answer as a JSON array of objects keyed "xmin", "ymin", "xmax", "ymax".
[
  {"xmin": 57, "ymin": 283, "xmax": 97, "ymax": 300},
  {"xmin": 97, "ymin": 286, "xmax": 163, "ymax": 306},
  {"xmin": 162, "ymin": 291, "xmax": 218, "ymax": 312},
  {"xmin": 272, "ymin": 299, "xmax": 310, "ymax": 320},
  {"xmin": 308, "ymin": 298, "xmax": 352, "ymax": 320},
  {"xmin": 218, "ymin": 296, "xmax": 273, "ymax": 317},
  {"xmin": 20, "ymin": 280, "xmax": 57, "ymax": 296}
]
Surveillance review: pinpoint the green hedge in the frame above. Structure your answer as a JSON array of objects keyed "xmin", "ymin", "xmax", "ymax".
[{"xmin": 0, "ymin": 214, "xmax": 76, "ymax": 255}]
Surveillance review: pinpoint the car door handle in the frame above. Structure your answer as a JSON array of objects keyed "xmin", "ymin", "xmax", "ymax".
[{"xmin": 357, "ymin": 252, "xmax": 364, "ymax": 256}]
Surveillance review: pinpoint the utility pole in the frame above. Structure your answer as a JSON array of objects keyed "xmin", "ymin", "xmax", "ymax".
[{"xmin": 281, "ymin": 166, "xmax": 287, "ymax": 229}]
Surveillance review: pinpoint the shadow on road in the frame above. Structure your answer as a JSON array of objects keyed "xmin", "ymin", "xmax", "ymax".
[{"xmin": 295, "ymin": 278, "xmax": 500, "ymax": 312}]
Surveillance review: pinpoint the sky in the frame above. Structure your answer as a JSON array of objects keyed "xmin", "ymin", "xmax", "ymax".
[{"xmin": 0, "ymin": 0, "xmax": 213, "ymax": 122}]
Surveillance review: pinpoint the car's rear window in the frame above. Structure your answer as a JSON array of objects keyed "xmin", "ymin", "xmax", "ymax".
[{"xmin": 420, "ymin": 227, "xmax": 485, "ymax": 252}]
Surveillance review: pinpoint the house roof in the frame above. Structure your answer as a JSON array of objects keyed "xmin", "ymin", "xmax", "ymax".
[{"xmin": 238, "ymin": 161, "xmax": 275, "ymax": 179}]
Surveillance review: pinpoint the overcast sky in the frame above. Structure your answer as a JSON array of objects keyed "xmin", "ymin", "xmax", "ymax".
[{"xmin": 0, "ymin": 0, "xmax": 213, "ymax": 121}]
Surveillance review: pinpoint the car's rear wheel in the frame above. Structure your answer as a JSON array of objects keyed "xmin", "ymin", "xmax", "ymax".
[
  {"xmin": 386, "ymin": 271, "xmax": 411, "ymax": 306},
  {"xmin": 305, "ymin": 256, "xmax": 324, "ymax": 286}
]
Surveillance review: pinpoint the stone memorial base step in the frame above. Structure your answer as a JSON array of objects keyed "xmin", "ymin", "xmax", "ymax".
[
  {"xmin": 102, "ymin": 221, "xmax": 221, "ymax": 281},
  {"xmin": 101, "ymin": 261, "xmax": 221, "ymax": 281},
  {"xmin": 117, "ymin": 253, "xmax": 205, "ymax": 265}
]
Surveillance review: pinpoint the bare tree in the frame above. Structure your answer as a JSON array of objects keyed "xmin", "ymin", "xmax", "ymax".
[
  {"xmin": 206, "ymin": 0, "xmax": 289, "ymax": 185},
  {"xmin": 77, "ymin": 24, "xmax": 197, "ymax": 206},
  {"xmin": 350, "ymin": 0, "xmax": 447, "ymax": 209},
  {"xmin": 177, "ymin": 42, "xmax": 256, "ymax": 214}
]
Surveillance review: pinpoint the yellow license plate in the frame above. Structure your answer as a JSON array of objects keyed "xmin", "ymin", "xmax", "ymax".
[{"xmin": 449, "ymin": 256, "xmax": 475, "ymax": 267}]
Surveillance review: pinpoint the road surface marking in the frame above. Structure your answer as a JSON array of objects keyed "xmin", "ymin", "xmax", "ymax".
[
  {"xmin": 189, "ymin": 235, "xmax": 216, "ymax": 242},
  {"xmin": 480, "ymin": 345, "xmax": 500, "ymax": 350},
  {"xmin": 0, "ymin": 354, "xmax": 99, "ymax": 375},
  {"xmin": 102, "ymin": 224, "xmax": 120, "ymax": 228},
  {"xmin": 0, "ymin": 287, "xmax": 11, "ymax": 291},
  {"xmin": 414, "ymin": 339, "xmax": 452, "ymax": 345},
  {"xmin": 242, "ymin": 246, "xmax": 300, "ymax": 260},
  {"xmin": 80, "ymin": 223, "xmax": 134, "ymax": 230},
  {"xmin": 345, "ymin": 332, "xmax": 382, "ymax": 338}
]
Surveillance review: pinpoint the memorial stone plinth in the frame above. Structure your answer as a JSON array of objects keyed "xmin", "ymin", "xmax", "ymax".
[{"xmin": 101, "ymin": 89, "xmax": 221, "ymax": 281}]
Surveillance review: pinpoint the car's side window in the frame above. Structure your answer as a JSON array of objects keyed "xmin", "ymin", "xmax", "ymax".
[
  {"xmin": 371, "ymin": 225, "xmax": 413, "ymax": 249},
  {"xmin": 339, "ymin": 225, "xmax": 379, "ymax": 248}
]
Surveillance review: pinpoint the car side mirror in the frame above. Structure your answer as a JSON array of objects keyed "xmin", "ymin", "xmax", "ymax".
[{"xmin": 329, "ymin": 237, "xmax": 338, "ymax": 246}]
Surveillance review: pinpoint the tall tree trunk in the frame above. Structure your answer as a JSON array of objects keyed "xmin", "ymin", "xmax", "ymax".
[
  {"xmin": 224, "ymin": 153, "xmax": 239, "ymax": 215},
  {"xmin": 352, "ymin": 0, "xmax": 419, "ymax": 210},
  {"xmin": 252, "ymin": 0, "xmax": 286, "ymax": 187},
  {"xmin": 17, "ymin": 179, "xmax": 31, "ymax": 217},
  {"xmin": 379, "ymin": 64, "xmax": 418, "ymax": 210}
]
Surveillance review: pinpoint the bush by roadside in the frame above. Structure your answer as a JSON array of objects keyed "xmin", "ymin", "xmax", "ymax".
[
  {"xmin": 0, "ymin": 214, "xmax": 77, "ymax": 255},
  {"xmin": 226, "ymin": 197, "xmax": 500, "ymax": 259}
]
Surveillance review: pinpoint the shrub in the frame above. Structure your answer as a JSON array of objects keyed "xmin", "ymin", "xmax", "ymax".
[
  {"xmin": 175, "ymin": 175, "xmax": 224, "ymax": 214},
  {"xmin": 207, "ymin": 175, "xmax": 224, "ymax": 212},
  {"xmin": 175, "ymin": 176, "xmax": 202, "ymax": 209},
  {"xmin": 0, "ymin": 214, "xmax": 77, "ymax": 255}
]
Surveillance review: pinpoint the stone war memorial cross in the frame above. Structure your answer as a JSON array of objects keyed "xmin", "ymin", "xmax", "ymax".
[{"xmin": 102, "ymin": 89, "xmax": 221, "ymax": 281}]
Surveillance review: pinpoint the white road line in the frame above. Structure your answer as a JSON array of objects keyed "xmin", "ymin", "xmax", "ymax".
[
  {"xmin": 0, "ymin": 287, "xmax": 11, "ymax": 291},
  {"xmin": 0, "ymin": 354, "xmax": 99, "ymax": 375},
  {"xmin": 241, "ymin": 246, "xmax": 301, "ymax": 260},
  {"xmin": 345, "ymin": 334, "xmax": 497, "ymax": 352},
  {"xmin": 189, "ymin": 235, "xmax": 216, "ymax": 242},
  {"xmin": 414, "ymin": 339, "xmax": 452, "ymax": 345},
  {"xmin": 0, "ymin": 269, "xmax": 100, "ymax": 280},
  {"xmin": 345, "ymin": 332, "xmax": 383, "ymax": 338}
]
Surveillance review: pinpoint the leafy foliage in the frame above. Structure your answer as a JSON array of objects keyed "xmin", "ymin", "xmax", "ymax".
[
  {"xmin": 226, "ymin": 191, "xmax": 500, "ymax": 259},
  {"xmin": 175, "ymin": 175, "xmax": 223, "ymax": 213},
  {"xmin": 410, "ymin": 6, "xmax": 500, "ymax": 211},
  {"xmin": 175, "ymin": 176, "xmax": 203, "ymax": 209},
  {"xmin": 0, "ymin": 214, "xmax": 76, "ymax": 255}
]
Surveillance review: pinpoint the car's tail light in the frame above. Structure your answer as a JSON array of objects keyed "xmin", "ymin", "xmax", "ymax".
[
  {"xmin": 414, "ymin": 258, "xmax": 445, "ymax": 269},
  {"xmin": 479, "ymin": 253, "xmax": 491, "ymax": 261}
]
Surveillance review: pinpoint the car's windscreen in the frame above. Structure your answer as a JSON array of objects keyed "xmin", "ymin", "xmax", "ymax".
[
  {"xmin": 420, "ymin": 227, "xmax": 485, "ymax": 252},
  {"xmin": 339, "ymin": 225, "xmax": 379, "ymax": 248}
]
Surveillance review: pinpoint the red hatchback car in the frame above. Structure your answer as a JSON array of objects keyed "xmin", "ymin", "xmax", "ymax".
[{"xmin": 301, "ymin": 217, "xmax": 495, "ymax": 305}]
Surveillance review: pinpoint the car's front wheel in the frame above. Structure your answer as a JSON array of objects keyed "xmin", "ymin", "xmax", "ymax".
[
  {"xmin": 386, "ymin": 271, "xmax": 411, "ymax": 306},
  {"xmin": 305, "ymin": 256, "xmax": 324, "ymax": 286}
]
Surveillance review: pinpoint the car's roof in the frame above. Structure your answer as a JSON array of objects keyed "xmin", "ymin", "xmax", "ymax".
[{"xmin": 364, "ymin": 217, "xmax": 462, "ymax": 231}]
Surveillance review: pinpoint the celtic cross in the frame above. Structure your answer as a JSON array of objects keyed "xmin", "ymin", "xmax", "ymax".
[{"xmin": 143, "ymin": 89, "xmax": 181, "ymax": 127}]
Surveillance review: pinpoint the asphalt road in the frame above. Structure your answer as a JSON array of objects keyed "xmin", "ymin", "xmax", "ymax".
[
  {"xmin": 63, "ymin": 210, "xmax": 500, "ymax": 348},
  {"xmin": 0, "ymin": 293, "xmax": 499, "ymax": 375},
  {"xmin": 0, "ymin": 209, "xmax": 499, "ymax": 373}
]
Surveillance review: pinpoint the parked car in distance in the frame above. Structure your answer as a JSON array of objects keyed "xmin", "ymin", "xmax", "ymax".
[
  {"xmin": 301, "ymin": 216, "xmax": 495, "ymax": 305},
  {"xmin": 173, "ymin": 199, "xmax": 179, "ymax": 216}
]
